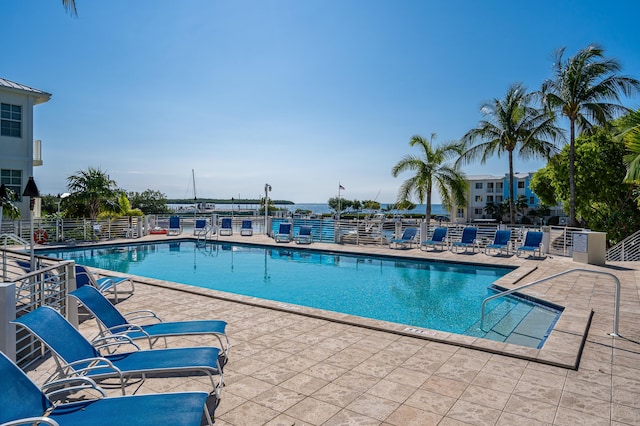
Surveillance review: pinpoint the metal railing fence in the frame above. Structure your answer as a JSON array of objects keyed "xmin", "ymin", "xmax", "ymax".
[
  {"xmin": 1, "ymin": 250, "xmax": 76, "ymax": 366},
  {"xmin": 607, "ymin": 229, "xmax": 640, "ymax": 261}
]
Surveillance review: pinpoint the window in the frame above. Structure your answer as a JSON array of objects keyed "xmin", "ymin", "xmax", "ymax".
[
  {"xmin": 496, "ymin": 182, "xmax": 503, "ymax": 190},
  {"xmin": 475, "ymin": 195, "xmax": 483, "ymax": 202},
  {"xmin": 496, "ymin": 196, "xmax": 503, "ymax": 203},
  {"xmin": 1, "ymin": 169, "xmax": 22, "ymax": 201},
  {"xmin": 487, "ymin": 195, "xmax": 494, "ymax": 203},
  {"xmin": 1, "ymin": 103, "xmax": 22, "ymax": 137},
  {"xmin": 474, "ymin": 208, "xmax": 483, "ymax": 215},
  {"xmin": 518, "ymin": 181, "xmax": 525, "ymax": 189},
  {"xmin": 456, "ymin": 207, "xmax": 464, "ymax": 218},
  {"xmin": 487, "ymin": 182, "xmax": 494, "ymax": 192},
  {"xmin": 475, "ymin": 182, "xmax": 483, "ymax": 189},
  {"xmin": 530, "ymin": 196, "xmax": 535, "ymax": 205}
]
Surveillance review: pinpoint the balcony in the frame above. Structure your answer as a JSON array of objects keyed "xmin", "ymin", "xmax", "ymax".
[{"xmin": 33, "ymin": 139, "xmax": 42, "ymax": 166}]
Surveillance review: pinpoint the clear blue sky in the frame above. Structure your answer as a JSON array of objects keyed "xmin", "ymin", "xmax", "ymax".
[{"xmin": 3, "ymin": 1, "xmax": 639, "ymax": 203}]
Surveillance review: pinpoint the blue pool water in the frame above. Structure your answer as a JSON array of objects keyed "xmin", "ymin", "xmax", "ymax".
[{"xmin": 42, "ymin": 241, "xmax": 558, "ymax": 346}]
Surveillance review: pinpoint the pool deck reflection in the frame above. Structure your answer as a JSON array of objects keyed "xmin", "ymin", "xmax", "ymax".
[{"xmin": 29, "ymin": 233, "xmax": 640, "ymax": 424}]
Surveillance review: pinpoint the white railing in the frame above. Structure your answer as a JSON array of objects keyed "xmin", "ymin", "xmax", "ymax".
[
  {"xmin": 0, "ymin": 250, "xmax": 76, "ymax": 366},
  {"xmin": 607, "ymin": 229, "xmax": 640, "ymax": 261}
]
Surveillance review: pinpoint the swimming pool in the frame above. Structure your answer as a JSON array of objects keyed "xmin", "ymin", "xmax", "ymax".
[{"xmin": 43, "ymin": 241, "xmax": 560, "ymax": 348}]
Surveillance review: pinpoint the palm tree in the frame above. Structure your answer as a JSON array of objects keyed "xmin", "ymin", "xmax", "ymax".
[
  {"xmin": 620, "ymin": 109, "xmax": 640, "ymax": 183},
  {"xmin": 67, "ymin": 167, "xmax": 118, "ymax": 219},
  {"xmin": 458, "ymin": 83, "xmax": 563, "ymax": 224},
  {"xmin": 541, "ymin": 44, "xmax": 640, "ymax": 226},
  {"xmin": 61, "ymin": 0, "xmax": 78, "ymax": 16},
  {"xmin": 391, "ymin": 133, "xmax": 468, "ymax": 231}
]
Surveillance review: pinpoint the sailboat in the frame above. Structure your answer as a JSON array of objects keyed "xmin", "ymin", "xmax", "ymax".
[{"xmin": 191, "ymin": 169, "xmax": 215, "ymax": 213}]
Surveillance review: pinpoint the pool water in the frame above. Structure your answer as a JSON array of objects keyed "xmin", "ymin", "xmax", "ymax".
[{"xmin": 43, "ymin": 241, "xmax": 559, "ymax": 347}]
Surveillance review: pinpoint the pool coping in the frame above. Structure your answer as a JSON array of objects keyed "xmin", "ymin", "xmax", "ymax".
[{"xmin": 73, "ymin": 237, "xmax": 592, "ymax": 370}]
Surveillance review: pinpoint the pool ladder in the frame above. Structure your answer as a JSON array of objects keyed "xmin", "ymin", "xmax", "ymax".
[
  {"xmin": 195, "ymin": 225, "xmax": 213, "ymax": 246},
  {"xmin": 480, "ymin": 268, "xmax": 621, "ymax": 336}
]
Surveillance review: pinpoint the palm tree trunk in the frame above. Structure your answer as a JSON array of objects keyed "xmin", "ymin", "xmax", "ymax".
[
  {"xmin": 508, "ymin": 151, "xmax": 516, "ymax": 224},
  {"xmin": 425, "ymin": 190, "xmax": 432, "ymax": 236},
  {"xmin": 569, "ymin": 120, "xmax": 578, "ymax": 227}
]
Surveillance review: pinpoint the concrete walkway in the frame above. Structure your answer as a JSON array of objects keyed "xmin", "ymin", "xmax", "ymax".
[{"xmin": 26, "ymin": 234, "xmax": 640, "ymax": 425}]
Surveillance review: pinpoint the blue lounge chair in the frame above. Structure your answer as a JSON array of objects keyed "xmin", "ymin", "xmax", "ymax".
[
  {"xmin": 0, "ymin": 351, "xmax": 213, "ymax": 426},
  {"xmin": 70, "ymin": 285, "xmax": 230, "ymax": 362},
  {"xmin": 450, "ymin": 227, "xmax": 478, "ymax": 253},
  {"xmin": 219, "ymin": 218, "xmax": 233, "ymax": 236},
  {"xmin": 75, "ymin": 265, "xmax": 134, "ymax": 304},
  {"xmin": 274, "ymin": 222, "xmax": 293, "ymax": 243},
  {"xmin": 12, "ymin": 306, "xmax": 223, "ymax": 397},
  {"xmin": 516, "ymin": 231, "xmax": 544, "ymax": 257},
  {"xmin": 295, "ymin": 225, "xmax": 313, "ymax": 244},
  {"xmin": 420, "ymin": 227, "xmax": 448, "ymax": 251},
  {"xmin": 194, "ymin": 218, "xmax": 209, "ymax": 236},
  {"xmin": 485, "ymin": 229, "xmax": 512, "ymax": 255},
  {"xmin": 167, "ymin": 216, "xmax": 182, "ymax": 236},
  {"xmin": 240, "ymin": 219, "xmax": 253, "ymax": 236},
  {"xmin": 389, "ymin": 227, "xmax": 418, "ymax": 249}
]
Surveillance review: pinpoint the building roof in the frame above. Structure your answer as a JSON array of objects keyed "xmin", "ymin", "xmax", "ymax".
[
  {"xmin": 0, "ymin": 78, "xmax": 51, "ymax": 104},
  {"xmin": 466, "ymin": 172, "xmax": 534, "ymax": 181}
]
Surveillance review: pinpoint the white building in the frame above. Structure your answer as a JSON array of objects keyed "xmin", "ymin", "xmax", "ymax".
[
  {"xmin": 453, "ymin": 173, "xmax": 563, "ymax": 224},
  {"xmin": 0, "ymin": 78, "xmax": 51, "ymax": 218}
]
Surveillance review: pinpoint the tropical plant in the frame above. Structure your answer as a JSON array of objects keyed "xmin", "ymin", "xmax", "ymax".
[
  {"xmin": 541, "ymin": 44, "xmax": 640, "ymax": 226},
  {"xmin": 530, "ymin": 126, "xmax": 640, "ymax": 244},
  {"xmin": 328, "ymin": 197, "xmax": 353, "ymax": 214},
  {"xmin": 515, "ymin": 195, "xmax": 529, "ymax": 218},
  {"xmin": 66, "ymin": 167, "xmax": 118, "ymax": 220},
  {"xmin": 458, "ymin": 83, "xmax": 563, "ymax": 224},
  {"xmin": 0, "ymin": 187, "xmax": 20, "ymax": 219},
  {"xmin": 619, "ymin": 109, "xmax": 640, "ymax": 185},
  {"xmin": 391, "ymin": 133, "xmax": 468, "ymax": 231},
  {"xmin": 362, "ymin": 200, "xmax": 381, "ymax": 211},
  {"xmin": 128, "ymin": 189, "xmax": 169, "ymax": 214},
  {"xmin": 99, "ymin": 194, "xmax": 143, "ymax": 219}
]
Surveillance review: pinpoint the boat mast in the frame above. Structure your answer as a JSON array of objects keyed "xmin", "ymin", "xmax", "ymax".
[{"xmin": 192, "ymin": 169, "xmax": 197, "ymax": 217}]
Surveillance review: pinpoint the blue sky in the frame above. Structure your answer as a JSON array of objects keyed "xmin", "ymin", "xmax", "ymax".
[{"xmin": 3, "ymin": 1, "xmax": 639, "ymax": 203}]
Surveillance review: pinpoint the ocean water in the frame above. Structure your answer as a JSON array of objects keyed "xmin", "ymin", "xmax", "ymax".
[
  {"xmin": 285, "ymin": 203, "xmax": 448, "ymax": 216},
  {"xmin": 167, "ymin": 202, "xmax": 449, "ymax": 217}
]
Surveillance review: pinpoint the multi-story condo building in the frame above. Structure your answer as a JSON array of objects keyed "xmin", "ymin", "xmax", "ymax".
[
  {"xmin": 453, "ymin": 173, "xmax": 563, "ymax": 224},
  {"xmin": 0, "ymin": 78, "xmax": 51, "ymax": 218}
]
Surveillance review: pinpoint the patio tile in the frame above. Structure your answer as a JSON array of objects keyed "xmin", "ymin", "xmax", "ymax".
[
  {"xmin": 311, "ymin": 382, "xmax": 363, "ymax": 408},
  {"xmin": 218, "ymin": 400, "xmax": 280, "ymax": 425},
  {"xmin": 384, "ymin": 404, "xmax": 442, "ymax": 426},
  {"xmin": 446, "ymin": 399, "xmax": 502, "ymax": 425},
  {"xmin": 346, "ymin": 393, "xmax": 400, "ymax": 421},
  {"xmin": 284, "ymin": 397, "xmax": 342, "ymax": 425}
]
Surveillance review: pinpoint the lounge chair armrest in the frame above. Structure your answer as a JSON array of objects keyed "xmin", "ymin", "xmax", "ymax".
[
  {"xmin": 61, "ymin": 357, "xmax": 121, "ymax": 376},
  {"xmin": 123, "ymin": 309, "xmax": 162, "ymax": 323},
  {"xmin": 0, "ymin": 417, "xmax": 61, "ymax": 426},
  {"xmin": 95, "ymin": 278, "xmax": 115, "ymax": 292},
  {"xmin": 105, "ymin": 324, "xmax": 149, "ymax": 336},
  {"xmin": 93, "ymin": 335, "xmax": 140, "ymax": 352},
  {"xmin": 42, "ymin": 376, "xmax": 106, "ymax": 401}
]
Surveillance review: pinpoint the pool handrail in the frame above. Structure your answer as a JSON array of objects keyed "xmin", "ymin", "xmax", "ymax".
[{"xmin": 481, "ymin": 268, "xmax": 620, "ymax": 337}]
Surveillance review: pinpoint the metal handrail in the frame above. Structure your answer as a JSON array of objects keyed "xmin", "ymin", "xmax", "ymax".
[
  {"xmin": 481, "ymin": 268, "xmax": 620, "ymax": 337},
  {"xmin": 1, "ymin": 233, "xmax": 28, "ymax": 249}
]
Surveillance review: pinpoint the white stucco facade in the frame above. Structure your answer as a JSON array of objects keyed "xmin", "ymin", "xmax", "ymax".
[{"xmin": 0, "ymin": 78, "xmax": 51, "ymax": 218}]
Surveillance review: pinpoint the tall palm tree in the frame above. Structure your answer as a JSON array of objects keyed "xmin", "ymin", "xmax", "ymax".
[
  {"xmin": 541, "ymin": 44, "xmax": 640, "ymax": 226},
  {"xmin": 391, "ymin": 133, "xmax": 467, "ymax": 231},
  {"xmin": 61, "ymin": 0, "xmax": 78, "ymax": 16},
  {"xmin": 458, "ymin": 83, "xmax": 563, "ymax": 224},
  {"xmin": 67, "ymin": 167, "xmax": 118, "ymax": 219}
]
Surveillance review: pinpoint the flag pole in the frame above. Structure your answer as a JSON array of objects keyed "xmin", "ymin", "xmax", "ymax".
[{"xmin": 338, "ymin": 182, "xmax": 342, "ymax": 221}]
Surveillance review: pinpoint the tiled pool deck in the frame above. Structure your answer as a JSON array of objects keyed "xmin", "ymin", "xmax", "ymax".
[{"xmin": 26, "ymin": 234, "xmax": 640, "ymax": 425}]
